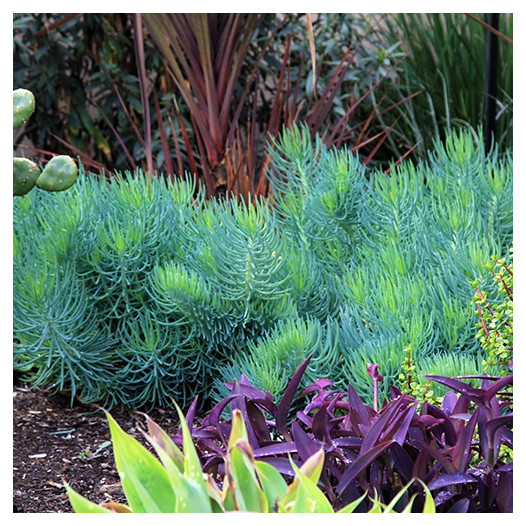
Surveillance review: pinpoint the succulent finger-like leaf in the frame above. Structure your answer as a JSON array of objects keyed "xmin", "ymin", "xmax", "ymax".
[{"xmin": 13, "ymin": 157, "xmax": 40, "ymax": 196}]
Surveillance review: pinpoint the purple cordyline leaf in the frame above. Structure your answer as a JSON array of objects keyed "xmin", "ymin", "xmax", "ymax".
[
  {"xmin": 276, "ymin": 356, "xmax": 312, "ymax": 440},
  {"xmin": 451, "ymin": 409, "xmax": 478, "ymax": 472},
  {"xmin": 427, "ymin": 472, "xmax": 477, "ymax": 491},
  {"xmin": 292, "ymin": 420, "xmax": 321, "ymax": 462},
  {"xmin": 336, "ymin": 439, "xmax": 395, "ymax": 495}
]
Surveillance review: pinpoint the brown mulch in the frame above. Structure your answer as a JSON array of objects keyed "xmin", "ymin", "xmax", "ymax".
[{"xmin": 13, "ymin": 380, "xmax": 182, "ymax": 513}]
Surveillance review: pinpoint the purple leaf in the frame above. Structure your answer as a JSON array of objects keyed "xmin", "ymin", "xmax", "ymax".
[
  {"xmin": 276, "ymin": 356, "xmax": 312, "ymax": 440},
  {"xmin": 434, "ymin": 490, "xmax": 455, "ymax": 508},
  {"xmin": 295, "ymin": 411, "xmax": 313, "ymax": 428},
  {"xmin": 299, "ymin": 378, "xmax": 334, "ymax": 398},
  {"xmin": 442, "ymin": 391, "xmax": 458, "ymax": 415},
  {"xmin": 411, "ymin": 448, "xmax": 430, "ymax": 481},
  {"xmin": 447, "ymin": 498, "xmax": 471, "ymax": 513},
  {"xmin": 184, "ymin": 396, "xmax": 199, "ymax": 433},
  {"xmin": 496, "ymin": 466, "xmax": 513, "ymax": 512},
  {"xmin": 246, "ymin": 400, "xmax": 272, "ymax": 443},
  {"xmin": 347, "ymin": 383, "xmax": 373, "ymax": 432},
  {"xmin": 292, "ymin": 420, "xmax": 320, "ymax": 462},
  {"xmin": 332, "ymin": 437, "xmax": 362, "ymax": 449},
  {"xmin": 311, "ymin": 404, "xmax": 332, "ymax": 444},
  {"xmin": 360, "ymin": 396, "xmax": 405, "ymax": 453},
  {"xmin": 451, "ymin": 409, "xmax": 478, "ymax": 471},
  {"xmin": 383, "ymin": 403, "xmax": 417, "ymax": 446},
  {"xmin": 336, "ymin": 439, "xmax": 395, "ymax": 495},
  {"xmin": 414, "ymin": 442, "xmax": 456, "ymax": 473},
  {"xmin": 427, "ymin": 472, "xmax": 477, "ymax": 491},
  {"xmin": 481, "ymin": 375, "xmax": 513, "ymax": 404},
  {"xmin": 389, "ymin": 442, "xmax": 413, "ymax": 482},
  {"xmin": 253, "ymin": 442, "xmax": 298, "ymax": 457},
  {"xmin": 420, "ymin": 403, "xmax": 457, "ymax": 444},
  {"xmin": 259, "ymin": 457, "xmax": 296, "ymax": 477},
  {"xmin": 424, "ymin": 375, "xmax": 482, "ymax": 398}
]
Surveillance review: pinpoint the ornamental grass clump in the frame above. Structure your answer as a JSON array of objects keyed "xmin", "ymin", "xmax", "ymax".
[{"xmin": 13, "ymin": 126, "xmax": 512, "ymax": 408}]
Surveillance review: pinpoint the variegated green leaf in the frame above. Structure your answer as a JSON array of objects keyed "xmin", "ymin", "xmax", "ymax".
[
  {"xmin": 106, "ymin": 411, "xmax": 175, "ymax": 512},
  {"xmin": 65, "ymin": 484, "xmax": 112, "ymax": 513}
]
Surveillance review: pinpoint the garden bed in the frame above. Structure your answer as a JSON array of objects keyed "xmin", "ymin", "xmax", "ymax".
[{"xmin": 13, "ymin": 379, "xmax": 179, "ymax": 513}]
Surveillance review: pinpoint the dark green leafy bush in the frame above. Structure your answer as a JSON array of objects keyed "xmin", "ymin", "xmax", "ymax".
[{"xmin": 13, "ymin": 127, "xmax": 512, "ymax": 408}]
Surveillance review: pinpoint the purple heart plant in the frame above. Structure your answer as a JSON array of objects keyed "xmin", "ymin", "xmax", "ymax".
[{"xmin": 171, "ymin": 356, "xmax": 512, "ymax": 512}]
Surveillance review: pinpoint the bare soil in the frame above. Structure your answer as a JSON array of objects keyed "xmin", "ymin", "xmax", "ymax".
[{"xmin": 13, "ymin": 379, "xmax": 181, "ymax": 513}]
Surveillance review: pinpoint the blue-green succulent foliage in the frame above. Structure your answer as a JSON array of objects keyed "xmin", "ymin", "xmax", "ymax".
[{"xmin": 13, "ymin": 126, "xmax": 512, "ymax": 408}]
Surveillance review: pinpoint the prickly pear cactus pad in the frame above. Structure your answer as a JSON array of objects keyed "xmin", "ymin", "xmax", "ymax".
[
  {"xmin": 13, "ymin": 158, "xmax": 41, "ymax": 196},
  {"xmin": 13, "ymin": 88, "xmax": 35, "ymax": 130},
  {"xmin": 35, "ymin": 155, "xmax": 78, "ymax": 192}
]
